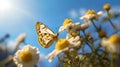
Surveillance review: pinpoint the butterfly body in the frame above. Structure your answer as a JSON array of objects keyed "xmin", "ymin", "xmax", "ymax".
[{"xmin": 36, "ymin": 22, "xmax": 58, "ymax": 48}]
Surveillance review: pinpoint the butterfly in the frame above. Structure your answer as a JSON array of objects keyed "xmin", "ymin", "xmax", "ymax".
[{"xmin": 35, "ymin": 22, "xmax": 59, "ymax": 48}]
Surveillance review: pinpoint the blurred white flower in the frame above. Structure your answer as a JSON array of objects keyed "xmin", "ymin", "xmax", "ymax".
[
  {"xmin": 7, "ymin": 33, "xmax": 26, "ymax": 52},
  {"xmin": 46, "ymin": 36, "xmax": 81, "ymax": 62},
  {"xmin": 15, "ymin": 33, "xmax": 26, "ymax": 45},
  {"xmin": 13, "ymin": 45, "xmax": 39, "ymax": 67},
  {"xmin": 59, "ymin": 19, "xmax": 89, "ymax": 33},
  {"xmin": 0, "ymin": 55, "xmax": 13, "ymax": 67},
  {"xmin": 7, "ymin": 41, "xmax": 17, "ymax": 52},
  {"xmin": 101, "ymin": 35, "xmax": 120, "ymax": 54},
  {"xmin": 80, "ymin": 10, "xmax": 103, "ymax": 22}
]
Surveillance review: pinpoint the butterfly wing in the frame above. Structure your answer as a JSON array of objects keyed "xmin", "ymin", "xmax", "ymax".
[{"xmin": 36, "ymin": 22, "xmax": 58, "ymax": 48}]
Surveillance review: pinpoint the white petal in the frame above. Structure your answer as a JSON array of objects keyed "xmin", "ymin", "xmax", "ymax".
[
  {"xmin": 97, "ymin": 11, "xmax": 103, "ymax": 16},
  {"xmin": 75, "ymin": 22, "xmax": 80, "ymax": 25},
  {"xmin": 46, "ymin": 47, "xmax": 69, "ymax": 62},
  {"xmin": 81, "ymin": 23, "xmax": 89, "ymax": 30},
  {"xmin": 101, "ymin": 38, "xmax": 110, "ymax": 47},
  {"xmin": 74, "ymin": 36, "xmax": 80, "ymax": 41},
  {"xmin": 58, "ymin": 26, "xmax": 65, "ymax": 32},
  {"xmin": 66, "ymin": 34, "xmax": 72, "ymax": 39},
  {"xmin": 80, "ymin": 16, "xmax": 85, "ymax": 20},
  {"xmin": 15, "ymin": 33, "xmax": 26, "ymax": 43},
  {"xmin": 46, "ymin": 49, "xmax": 61, "ymax": 63}
]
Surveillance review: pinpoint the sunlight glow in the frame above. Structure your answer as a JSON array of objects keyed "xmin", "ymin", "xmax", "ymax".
[{"xmin": 0, "ymin": 0, "xmax": 12, "ymax": 12}]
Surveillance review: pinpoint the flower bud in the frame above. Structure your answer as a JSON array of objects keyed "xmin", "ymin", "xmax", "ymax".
[
  {"xmin": 103, "ymin": 3, "xmax": 111, "ymax": 11},
  {"xmin": 99, "ymin": 31, "xmax": 106, "ymax": 38}
]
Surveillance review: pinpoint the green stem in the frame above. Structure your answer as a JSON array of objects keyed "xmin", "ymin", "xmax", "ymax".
[
  {"xmin": 91, "ymin": 20, "xmax": 99, "ymax": 32},
  {"xmin": 82, "ymin": 30, "xmax": 95, "ymax": 52},
  {"xmin": 110, "ymin": 53, "xmax": 116, "ymax": 67},
  {"xmin": 107, "ymin": 11, "xmax": 118, "ymax": 33},
  {"xmin": 91, "ymin": 43, "xmax": 95, "ymax": 52},
  {"xmin": 85, "ymin": 39, "xmax": 94, "ymax": 52},
  {"xmin": 82, "ymin": 30, "xmax": 87, "ymax": 38},
  {"xmin": 109, "ymin": 19, "xmax": 117, "ymax": 32}
]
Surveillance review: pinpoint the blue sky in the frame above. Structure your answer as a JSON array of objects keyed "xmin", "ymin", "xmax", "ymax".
[{"xmin": 0, "ymin": 0, "xmax": 120, "ymax": 67}]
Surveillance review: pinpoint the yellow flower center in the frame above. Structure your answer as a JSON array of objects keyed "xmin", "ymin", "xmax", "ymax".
[
  {"xmin": 103, "ymin": 3, "xmax": 111, "ymax": 11},
  {"xmin": 99, "ymin": 31, "xmax": 106, "ymax": 38},
  {"xmin": 71, "ymin": 32, "xmax": 79, "ymax": 37},
  {"xmin": 55, "ymin": 39, "xmax": 70, "ymax": 50},
  {"xmin": 19, "ymin": 50, "xmax": 32, "ymax": 63},
  {"xmin": 63, "ymin": 19, "xmax": 72, "ymax": 26},
  {"xmin": 86, "ymin": 10, "xmax": 96, "ymax": 15},
  {"xmin": 109, "ymin": 35, "xmax": 120, "ymax": 44}
]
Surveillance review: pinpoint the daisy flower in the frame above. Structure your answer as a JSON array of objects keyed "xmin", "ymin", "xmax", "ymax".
[
  {"xmin": 80, "ymin": 10, "xmax": 103, "ymax": 22},
  {"xmin": 59, "ymin": 19, "xmax": 89, "ymax": 33},
  {"xmin": 13, "ymin": 45, "xmax": 39, "ymax": 67},
  {"xmin": 46, "ymin": 39, "xmax": 70, "ymax": 62},
  {"xmin": 101, "ymin": 35, "xmax": 120, "ymax": 54},
  {"xmin": 46, "ymin": 37, "xmax": 81, "ymax": 62}
]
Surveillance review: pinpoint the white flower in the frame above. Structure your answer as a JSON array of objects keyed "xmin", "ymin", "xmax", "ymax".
[
  {"xmin": 59, "ymin": 18, "xmax": 89, "ymax": 33},
  {"xmin": 67, "ymin": 35, "xmax": 81, "ymax": 48},
  {"xmin": 59, "ymin": 22, "xmax": 89, "ymax": 33},
  {"xmin": 101, "ymin": 35, "xmax": 120, "ymax": 54},
  {"xmin": 15, "ymin": 33, "xmax": 26, "ymax": 45},
  {"xmin": 7, "ymin": 33, "xmax": 26, "ymax": 52},
  {"xmin": 80, "ymin": 10, "xmax": 103, "ymax": 22},
  {"xmin": 46, "ymin": 36, "xmax": 81, "ymax": 62},
  {"xmin": 13, "ymin": 45, "xmax": 39, "ymax": 67},
  {"xmin": 46, "ymin": 47, "xmax": 69, "ymax": 63},
  {"xmin": 7, "ymin": 41, "xmax": 17, "ymax": 52},
  {"xmin": 65, "ymin": 23, "xmax": 80, "ymax": 33},
  {"xmin": 46, "ymin": 39, "xmax": 69, "ymax": 62},
  {"xmin": 66, "ymin": 33, "xmax": 81, "ymax": 50}
]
